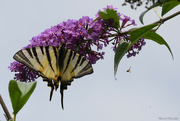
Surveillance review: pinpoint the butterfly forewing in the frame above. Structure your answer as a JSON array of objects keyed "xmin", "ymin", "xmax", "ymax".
[
  {"xmin": 13, "ymin": 46, "xmax": 58, "ymax": 80},
  {"xmin": 38, "ymin": 46, "xmax": 58, "ymax": 80}
]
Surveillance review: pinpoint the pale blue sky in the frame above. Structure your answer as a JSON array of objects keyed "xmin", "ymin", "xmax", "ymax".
[{"xmin": 0, "ymin": 0, "xmax": 180, "ymax": 121}]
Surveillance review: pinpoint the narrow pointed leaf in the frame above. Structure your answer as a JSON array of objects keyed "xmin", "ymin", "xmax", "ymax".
[
  {"xmin": 114, "ymin": 39, "xmax": 130, "ymax": 79},
  {"xmin": 9, "ymin": 80, "xmax": 37, "ymax": 115},
  {"xmin": 143, "ymin": 31, "xmax": 173, "ymax": 59},
  {"xmin": 162, "ymin": 0, "xmax": 180, "ymax": 16}
]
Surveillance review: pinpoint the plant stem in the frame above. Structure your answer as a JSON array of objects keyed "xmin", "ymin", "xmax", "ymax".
[
  {"xmin": 153, "ymin": 11, "xmax": 180, "ymax": 24},
  {"xmin": 13, "ymin": 113, "xmax": 16, "ymax": 121},
  {"xmin": 0, "ymin": 94, "xmax": 12, "ymax": 120},
  {"xmin": 102, "ymin": 10, "xmax": 180, "ymax": 38}
]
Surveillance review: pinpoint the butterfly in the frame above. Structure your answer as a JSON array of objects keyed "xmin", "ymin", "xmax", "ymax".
[{"xmin": 13, "ymin": 44, "xmax": 93, "ymax": 109}]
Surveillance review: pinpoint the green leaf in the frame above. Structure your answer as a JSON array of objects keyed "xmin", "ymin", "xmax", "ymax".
[
  {"xmin": 9, "ymin": 80, "xmax": 37, "ymax": 115},
  {"xmin": 94, "ymin": 17, "xmax": 99, "ymax": 22},
  {"xmin": 114, "ymin": 39, "xmax": 130, "ymax": 79},
  {"xmin": 129, "ymin": 23, "xmax": 158, "ymax": 45},
  {"xmin": 130, "ymin": 23, "xmax": 173, "ymax": 59},
  {"xmin": 98, "ymin": 12, "xmax": 108, "ymax": 19},
  {"xmin": 3, "ymin": 114, "xmax": 8, "ymax": 121},
  {"xmin": 114, "ymin": 24, "xmax": 158, "ymax": 78},
  {"xmin": 106, "ymin": 9, "xmax": 119, "ymax": 29},
  {"xmin": 162, "ymin": 0, "xmax": 180, "ymax": 16},
  {"xmin": 139, "ymin": 2, "xmax": 161, "ymax": 24},
  {"xmin": 143, "ymin": 31, "xmax": 173, "ymax": 59},
  {"xmin": 98, "ymin": 9, "xmax": 119, "ymax": 29}
]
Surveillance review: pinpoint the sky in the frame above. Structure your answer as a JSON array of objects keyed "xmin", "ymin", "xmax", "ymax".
[{"xmin": 0, "ymin": 0, "xmax": 180, "ymax": 121}]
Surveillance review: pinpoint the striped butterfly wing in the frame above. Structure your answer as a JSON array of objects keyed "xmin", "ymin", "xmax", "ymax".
[
  {"xmin": 13, "ymin": 46, "xmax": 58, "ymax": 80},
  {"xmin": 57, "ymin": 47, "xmax": 93, "ymax": 109},
  {"xmin": 58, "ymin": 48, "xmax": 93, "ymax": 82},
  {"xmin": 13, "ymin": 45, "xmax": 93, "ymax": 109}
]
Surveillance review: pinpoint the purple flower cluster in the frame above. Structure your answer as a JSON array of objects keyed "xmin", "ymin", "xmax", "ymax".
[
  {"xmin": 9, "ymin": 5, "xmax": 146, "ymax": 82},
  {"xmin": 122, "ymin": 0, "xmax": 156, "ymax": 9},
  {"xmin": 24, "ymin": 16, "xmax": 108, "ymax": 64},
  {"xmin": 109, "ymin": 14, "xmax": 138, "ymax": 52},
  {"xmin": 127, "ymin": 38, "xmax": 146, "ymax": 58},
  {"xmin": 8, "ymin": 61, "xmax": 39, "ymax": 82}
]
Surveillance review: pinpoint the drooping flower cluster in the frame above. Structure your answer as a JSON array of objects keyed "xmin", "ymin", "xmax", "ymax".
[
  {"xmin": 127, "ymin": 38, "xmax": 146, "ymax": 58},
  {"xmin": 8, "ymin": 61, "xmax": 39, "ymax": 82},
  {"xmin": 122, "ymin": 0, "xmax": 157, "ymax": 9},
  {"xmin": 9, "ymin": 5, "xmax": 146, "ymax": 82}
]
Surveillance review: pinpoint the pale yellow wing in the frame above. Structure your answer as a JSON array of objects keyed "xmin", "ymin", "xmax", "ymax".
[
  {"xmin": 58, "ymin": 48, "xmax": 93, "ymax": 81},
  {"xmin": 13, "ymin": 46, "xmax": 58, "ymax": 80}
]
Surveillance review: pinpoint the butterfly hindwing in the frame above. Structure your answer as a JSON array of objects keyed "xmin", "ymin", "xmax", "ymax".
[{"xmin": 57, "ymin": 47, "xmax": 93, "ymax": 109}]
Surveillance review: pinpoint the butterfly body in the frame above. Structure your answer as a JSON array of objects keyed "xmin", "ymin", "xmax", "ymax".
[{"xmin": 13, "ymin": 44, "xmax": 93, "ymax": 109}]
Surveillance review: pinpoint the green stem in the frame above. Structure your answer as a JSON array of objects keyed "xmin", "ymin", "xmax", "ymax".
[
  {"xmin": 153, "ymin": 11, "xmax": 180, "ymax": 24},
  {"xmin": 13, "ymin": 113, "xmax": 16, "ymax": 121},
  {"xmin": 101, "ymin": 10, "xmax": 180, "ymax": 38},
  {"xmin": 0, "ymin": 94, "xmax": 12, "ymax": 120}
]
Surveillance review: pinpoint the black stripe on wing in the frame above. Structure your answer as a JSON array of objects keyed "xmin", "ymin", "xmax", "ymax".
[
  {"xmin": 80, "ymin": 57, "xmax": 86, "ymax": 66},
  {"xmin": 72, "ymin": 51, "xmax": 76, "ymax": 59},
  {"xmin": 71, "ymin": 54, "xmax": 82, "ymax": 73},
  {"xmin": 70, "ymin": 52, "xmax": 93, "ymax": 78},
  {"xmin": 58, "ymin": 45, "xmax": 66, "ymax": 70},
  {"xmin": 40, "ymin": 46, "xmax": 44, "ymax": 55},
  {"xmin": 32, "ymin": 47, "xmax": 44, "ymax": 68},
  {"xmin": 13, "ymin": 49, "xmax": 33, "ymax": 68},
  {"xmin": 26, "ymin": 48, "xmax": 33, "ymax": 58},
  {"xmin": 53, "ymin": 46, "xmax": 58, "ymax": 60},
  {"xmin": 75, "ymin": 62, "xmax": 93, "ymax": 78},
  {"xmin": 45, "ymin": 46, "xmax": 54, "ymax": 72},
  {"xmin": 63, "ymin": 50, "xmax": 73, "ymax": 73}
]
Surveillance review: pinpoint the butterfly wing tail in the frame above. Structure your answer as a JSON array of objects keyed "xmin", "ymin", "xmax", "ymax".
[
  {"xmin": 60, "ymin": 88, "xmax": 64, "ymax": 110},
  {"xmin": 43, "ymin": 78, "xmax": 54, "ymax": 101},
  {"xmin": 60, "ymin": 81, "xmax": 73, "ymax": 110},
  {"xmin": 49, "ymin": 85, "xmax": 54, "ymax": 101}
]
